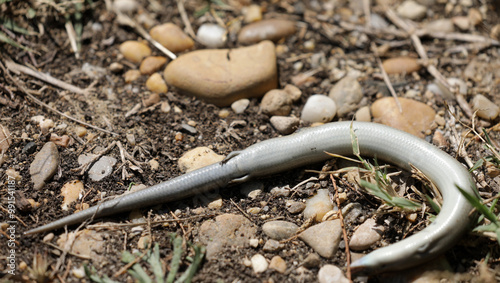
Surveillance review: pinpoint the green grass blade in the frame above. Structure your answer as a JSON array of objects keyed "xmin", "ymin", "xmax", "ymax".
[
  {"xmin": 166, "ymin": 234, "xmax": 184, "ymax": 283},
  {"xmin": 457, "ymin": 185, "xmax": 500, "ymax": 225},
  {"xmin": 425, "ymin": 194, "xmax": 441, "ymax": 214}
]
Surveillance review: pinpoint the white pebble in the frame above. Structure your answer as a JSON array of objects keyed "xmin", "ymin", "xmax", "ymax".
[
  {"xmin": 301, "ymin": 95, "xmax": 337, "ymax": 123},
  {"xmin": 113, "ymin": 0, "xmax": 138, "ymax": 13},
  {"xmin": 231, "ymin": 98, "xmax": 250, "ymax": 114},
  {"xmin": 196, "ymin": 23, "xmax": 227, "ymax": 48},
  {"xmin": 251, "ymin": 254, "xmax": 268, "ymax": 273}
]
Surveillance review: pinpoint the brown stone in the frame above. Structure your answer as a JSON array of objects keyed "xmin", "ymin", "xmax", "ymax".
[
  {"xmin": 149, "ymin": 23, "xmax": 194, "ymax": 53},
  {"xmin": 140, "ymin": 56, "xmax": 167, "ymax": 75},
  {"xmin": 119, "ymin": 41, "xmax": 151, "ymax": 64},
  {"xmin": 382, "ymin": 57, "xmax": 421, "ymax": 75},
  {"xmin": 371, "ymin": 97, "xmax": 436, "ymax": 138},
  {"xmin": 164, "ymin": 40, "xmax": 277, "ymax": 106},
  {"xmin": 238, "ymin": 19, "xmax": 296, "ymax": 45}
]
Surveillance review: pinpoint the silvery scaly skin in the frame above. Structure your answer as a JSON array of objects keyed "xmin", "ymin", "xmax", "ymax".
[{"xmin": 24, "ymin": 122, "xmax": 476, "ymax": 275}]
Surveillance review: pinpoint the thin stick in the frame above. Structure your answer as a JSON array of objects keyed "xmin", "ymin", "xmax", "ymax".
[
  {"xmin": 330, "ymin": 174, "xmax": 351, "ymax": 281},
  {"xmin": 176, "ymin": 0, "xmax": 196, "ymax": 38},
  {"xmin": 5, "ymin": 60, "xmax": 87, "ymax": 95},
  {"xmin": 372, "ymin": 43, "xmax": 402, "ymax": 112},
  {"xmin": 115, "ymin": 12, "xmax": 177, "ymax": 60},
  {"xmin": 0, "ymin": 60, "xmax": 118, "ymax": 136}
]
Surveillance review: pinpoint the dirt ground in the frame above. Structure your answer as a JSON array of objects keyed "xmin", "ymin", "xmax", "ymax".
[{"xmin": 2, "ymin": 0, "xmax": 500, "ymax": 282}]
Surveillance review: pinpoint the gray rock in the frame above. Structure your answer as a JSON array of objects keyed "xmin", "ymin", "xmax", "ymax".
[
  {"xmin": 302, "ymin": 253, "xmax": 321, "ymax": 268},
  {"xmin": 263, "ymin": 239, "xmax": 284, "ymax": 252},
  {"xmin": 78, "ymin": 154, "xmax": 117, "ymax": 182},
  {"xmin": 328, "ymin": 75, "xmax": 363, "ymax": 117},
  {"xmin": 30, "ymin": 142, "xmax": 60, "ymax": 189},
  {"xmin": 262, "ymin": 220, "xmax": 299, "ymax": 240},
  {"xmin": 472, "ymin": 94, "xmax": 499, "ymax": 120},
  {"xmin": 261, "ymin": 89, "xmax": 293, "ymax": 116},
  {"xmin": 341, "ymin": 202, "xmax": 363, "ymax": 224},
  {"xmin": 231, "ymin": 98, "xmax": 250, "ymax": 114},
  {"xmin": 299, "ymin": 220, "xmax": 342, "ymax": 258},
  {"xmin": 349, "ymin": 218, "xmax": 384, "ymax": 251},
  {"xmin": 270, "ymin": 116, "xmax": 300, "ymax": 135}
]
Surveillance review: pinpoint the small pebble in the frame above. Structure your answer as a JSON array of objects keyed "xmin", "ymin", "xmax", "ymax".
[
  {"xmin": 119, "ymin": 41, "xmax": 151, "ymax": 64},
  {"xmin": 197, "ymin": 23, "xmax": 227, "ymax": 48},
  {"xmin": 452, "ymin": 16, "xmax": 470, "ymax": 31},
  {"xmin": 126, "ymin": 133, "xmax": 136, "ymax": 146},
  {"xmin": 468, "ymin": 8, "xmax": 482, "ymax": 26},
  {"xmin": 269, "ymin": 256, "xmax": 287, "ymax": 273},
  {"xmin": 238, "ymin": 19, "xmax": 297, "ymax": 45},
  {"xmin": 262, "ymin": 220, "xmax": 299, "ymax": 240},
  {"xmin": 72, "ymin": 266, "xmax": 86, "ymax": 279},
  {"xmin": 328, "ymin": 75, "xmax": 363, "ymax": 117},
  {"xmin": 382, "ymin": 57, "xmax": 421, "ymax": 74},
  {"xmin": 160, "ymin": 101, "xmax": 171, "ymax": 113},
  {"xmin": 270, "ymin": 186, "xmax": 290, "ymax": 197},
  {"xmin": 287, "ymin": 201, "xmax": 306, "ymax": 214},
  {"xmin": 109, "ymin": 62, "xmax": 124, "ymax": 73},
  {"xmin": 270, "ymin": 116, "xmax": 300, "ymax": 135},
  {"xmin": 6, "ymin": 169, "xmax": 21, "ymax": 181},
  {"xmin": 303, "ymin": 189, "xmax": 334, "ymax": 222},
  {"xmin": 124, "ymin": 69, "xmax": 141, "ymax": 83},
  {"xmin": 251, "ymin": 254, "xmax": 268, "ymax": 273},
  {"xmin": 43, "ymin": 233, "xmax": 54, "ymax": 242},
  {"xmin": 140, "ymin": 56, "xmax": 167, "ymax": 75},
  {"xmin": 262, "ymin": 239, "xmax": 284, "ymax": 252},
  {"xmin": 39, "ymin": 118, "xmax": 54, "ymax": 134},
  {"xmin": 29, "ymin": 142, "xmax": 60, "ymax": 190},
  {"xmin": 298, "ymin": 220, "xmax": 342, "ymax": 258},
  {"xmin": 396, "ymin": 0, "xmax": 427, "ymax": 20},
  {"xmin": 207, "ymin": 198, "xmax": 223, "ymax": 209},
  {"xmin": 149, "ymin": 23, "xmax": 194, "ymax": 53},
  {"xmin": 349, "ymin": 218, "xmax": 384, "ymax": 251},
  {"xmin": 50, "ymin": 134, "xmax": 70, "ymax": 147},
  {"xmin": 425, "ymin": 19, "xmax": 454, "ymax": 33},
  {"xmin": 249, "ymin": 238, "xmax": 259, "ymax": 248},
  {"xmin": 318, "ymin": 264, "xmax": 349, "ymax": 283},
  {"xmin": 231, "ymin": 98, "xmax": 250, "ymax": 114},
  {"xmin": 178, "ymin": 147, "xmax": 225, "ymax": 173},
  {"xmin": 341, "ymin": 202, "xmax": 363, "ymax": 224},
  {"xmin": 78, "ymin": 154, "xmax": 117, "ymax": 181},
  {"xmin": 301, "ymin": 95, "xmax": 337, "ymax": 123},
  {"xmin": 355, "ymin": 106, "xmax": 371, "ymax": 122},
  {"xmin": 261, "ymin": 89, "xmax": 293, "ymax": 116},
  {"xmin": 146, "ymin": 73, "xmax": 168, "ymax": 93},
  {"xmin": 243, "ymin": 4, "xmax": 262, "ymax": 23},
  {"xmin": 60, "ymin": 180, "xmax": 84, "ymax": 211},
  {"xmin": 302, "ymin": 253, "xmax": 321, "ymax": 268},
  {"xmin": 432, "ymin": 130, "xmax": 448, "ymax": 148},
  {"xmin": 113, "ymin": 0, "xmax": 138, "ymax": 13},
  {"xmin": 143, "ymin": 92, "xmax": 161, "ymax": 107},
  {"xmin": 472, "ymin": 94, "xmax": 499, "ymax": 120},
  {"xmin": 218, "ymin": 109, "xmax": 230, "ymax": 118},
  {"xmin": 74, "ymin": 126, "xmax": 87, "ymax": 137}
]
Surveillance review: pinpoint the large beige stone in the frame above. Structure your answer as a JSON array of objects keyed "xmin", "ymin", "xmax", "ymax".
[
  {"xmin": 164, "ymin": 40, "xmax": 278, "ymax": 106},
  {"xmin": 371, "ymin": 97, "xmax": 436, "ymax": 138}
]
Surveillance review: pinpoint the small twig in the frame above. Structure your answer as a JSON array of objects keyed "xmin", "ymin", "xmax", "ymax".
[
  {"xmin": 115, "ymin": 11, "xmax": 177, "ymax": 60},
  {"xmin": 230, "ymin": 199, "xmax": 256, "ymax": 224},
  {"xmin": 176, "ymin": 0, "xmax": 196, "ymax": 38},
  {"xmin": 372, "ymin": 43, "xmax": 402, "ymax": 112},
  {"xmin": 330, "ymin": 175, "xmax": 351, "ymax": 281},
  {"xmin": 72, "ymin": 141, "xmax": 117, "ymax": 174},
  {"xmin": 42, "ymin": 242, "xmax": 91, "ymax": 260},
  {"xmin": 5, "ymin": 60, "xmax": 88, "ymax": 95},
  {"xmin": 64, "ymin": 20, "xmax": 79, "ymax": 59}
]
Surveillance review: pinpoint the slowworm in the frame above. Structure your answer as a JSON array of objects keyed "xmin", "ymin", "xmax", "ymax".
[{"xmin": 25, "ymin": 121, "xmax": 476, "ymax": 275}]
